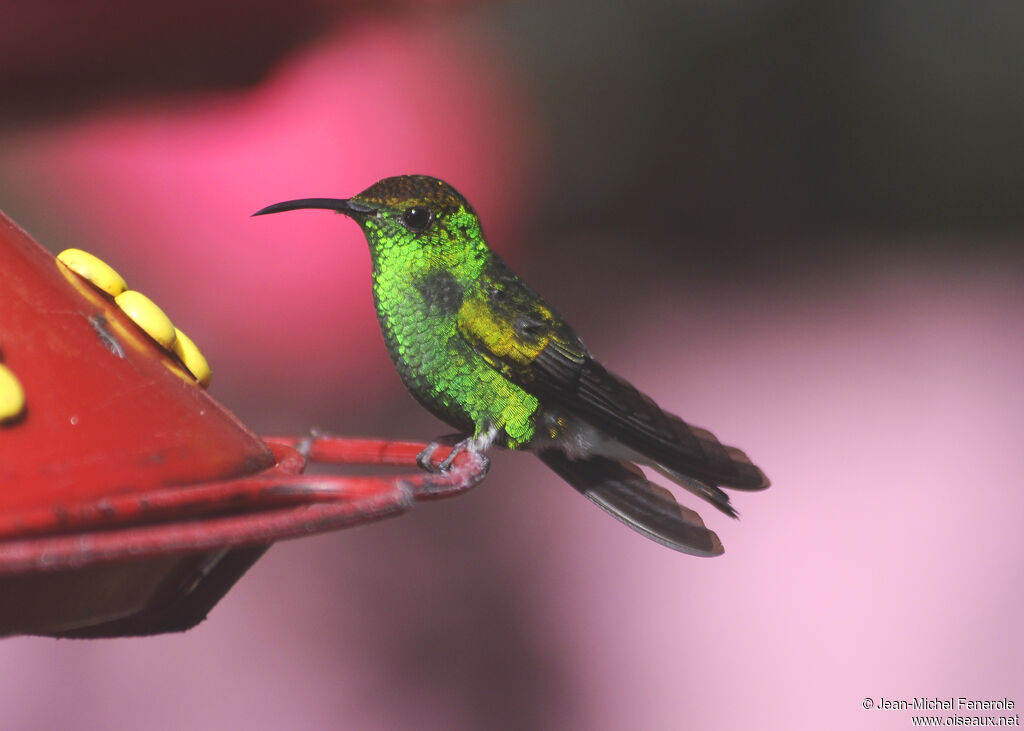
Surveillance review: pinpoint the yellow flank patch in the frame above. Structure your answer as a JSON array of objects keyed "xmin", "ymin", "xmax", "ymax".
[
  {"xmin": 172, "ymin": 328, "xmax": 212, "ymax": 387},
  {"xmin": 115, "ymin": 290, "xmax": 177, "ymax": 349},
  {"xmin": 0, "ymin": 363, "xmax": 25, "ymax": 422},
  {"xmin": 56, "ymin": 248, "xmax": 128, "ymax": 296},
  {"xmin": 458, "ymin": 295, "xmax": 548, "ymax": 370}
]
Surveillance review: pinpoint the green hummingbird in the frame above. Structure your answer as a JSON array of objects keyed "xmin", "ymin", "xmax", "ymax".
[{"xmin": 255, "ymin": 175, "xmax": 768, "ymax": 555}]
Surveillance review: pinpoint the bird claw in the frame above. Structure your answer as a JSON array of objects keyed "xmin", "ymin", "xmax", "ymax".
[
  {"xmin": 416, "ymin": 427, "xmax": 497, "ymax": 473},
  {"xmin": 416, "ymin": 444, "xmax": 441, "ymax": 472},
  {"xmin": 416, "ymin": 434, "xmax": 465, "ymax": 472},
  {"xmin": 437, "ymin": 440, "xmax": 470, "ymax": 471}
]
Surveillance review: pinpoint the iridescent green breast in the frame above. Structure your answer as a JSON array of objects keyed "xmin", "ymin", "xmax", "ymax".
[{"xmin": 370, "ymin": 250, "xmax": 540, "ymax": 448}]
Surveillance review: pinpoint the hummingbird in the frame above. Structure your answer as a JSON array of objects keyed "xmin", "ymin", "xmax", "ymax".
[{"xmin": 254, "ymin": 175, "xmax": 768, "ymax": 555}]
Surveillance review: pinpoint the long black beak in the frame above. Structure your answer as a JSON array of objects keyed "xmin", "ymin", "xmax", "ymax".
[{"xmin": 252, "ymin": 198, "xmax": 376, "ymax": 217}]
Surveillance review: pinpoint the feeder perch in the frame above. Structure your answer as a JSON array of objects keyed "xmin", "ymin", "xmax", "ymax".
[{"xmin": 0, "ymin": 211, "xmax": 488, "ymax": 638}]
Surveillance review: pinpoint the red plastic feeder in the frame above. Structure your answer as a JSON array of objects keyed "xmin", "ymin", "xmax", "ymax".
[{"xmin": 0, "ymin": 212, "xmax": 487, "ymax": 637}]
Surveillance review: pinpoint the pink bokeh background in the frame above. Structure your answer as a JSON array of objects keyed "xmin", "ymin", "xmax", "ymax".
[
  {"xmin": 3, "ymin": 257, "xmax": 1021, "ymax": 730},
  {"xmin": 1, "ymin": 4, "xmax": 1022, "ymax": 730}
]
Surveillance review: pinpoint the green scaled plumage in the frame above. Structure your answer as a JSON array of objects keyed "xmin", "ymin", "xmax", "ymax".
[
  {"xmin": 363, "ymin": 195, "xmax": 541, "ymax": 449},
  {"xmin": 255, "ymin": 175, "xmax": 769, "ymax": 556}
]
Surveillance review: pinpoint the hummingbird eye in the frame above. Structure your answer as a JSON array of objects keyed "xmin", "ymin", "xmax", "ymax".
[{"xmin": 400, "ymin": 207, "xmax": 433, "ymax": 233}]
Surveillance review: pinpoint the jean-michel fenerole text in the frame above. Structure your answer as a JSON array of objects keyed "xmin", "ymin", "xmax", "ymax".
[{"xmin": 876, "ymin": 698, "xmax": 1015, "ymax": 711}]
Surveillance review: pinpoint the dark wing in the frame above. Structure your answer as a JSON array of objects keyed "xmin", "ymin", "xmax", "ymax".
[
  {"xmin": 456, "ymin": 260, "xmax": 769, "ymax": 491},
  {"xmin": 537, "ymin": 450, "xmax": 723, "ymax": 556},
  {"xmin": 567, "ymin": 358, "xmax": 770, "ymax": 491},
  {"xmin": 456, "ymin": 263, "xmax": 588, "ymax": 390}
]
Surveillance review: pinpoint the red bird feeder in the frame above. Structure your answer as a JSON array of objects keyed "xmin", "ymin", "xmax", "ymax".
[{"xmin": 0, "ymin": 211, "xmax": 488, "ymax": 638}]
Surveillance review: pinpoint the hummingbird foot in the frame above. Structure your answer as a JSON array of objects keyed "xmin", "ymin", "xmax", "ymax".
[
  {"xmin": 418, "ymin": 425, "xmax": 499, "ymax": 473},
  {"xmin": 416, "ymin": 433, "xmax": 465, "ymax": 472}
]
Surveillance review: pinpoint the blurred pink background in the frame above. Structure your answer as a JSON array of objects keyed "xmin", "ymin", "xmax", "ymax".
[{"xmin": 2, "ymin": 1, "xmax": 1022, "ymax": 729}]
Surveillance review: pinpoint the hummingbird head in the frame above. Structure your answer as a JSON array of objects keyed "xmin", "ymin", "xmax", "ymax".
[{"xmin": 254, "ymin": 175, "xmax": 488, "ymax": 273}]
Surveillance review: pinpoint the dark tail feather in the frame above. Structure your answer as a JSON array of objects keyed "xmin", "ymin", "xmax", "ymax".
[
  {"xmin": 567, "ymin": 358, "xmax": 770, "ymax": 490},
  {"xmin": 664, "ymin": 417, "xmax": 771, "ymax": 490},
  {"xmin": 537, "ymin": 450, "xmax": 724, "ymax": 556},
  {"xmin": 655, "ymin": 465, "xmax": 738, "ymax": 518}
]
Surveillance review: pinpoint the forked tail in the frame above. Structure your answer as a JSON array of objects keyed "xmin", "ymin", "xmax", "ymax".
[{"xmin": 537, "ymin": 450, "xmax": 725, "ymax": 556}]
